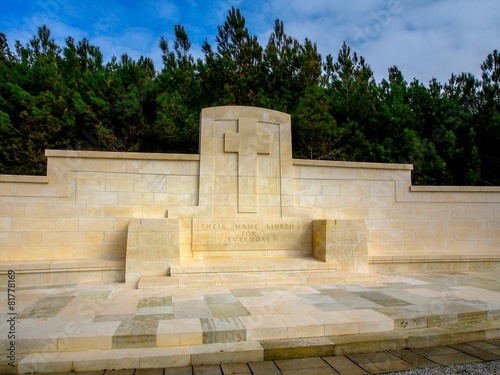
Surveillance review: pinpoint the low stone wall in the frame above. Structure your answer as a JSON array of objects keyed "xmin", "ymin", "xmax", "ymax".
[
  {"xmin": 293, "ymin": 159, "xmax": 500, "ymax": 273},
  {"xmin": 0, "ymin": 106, "xmax": 499, "ymax": 286},
  {"xmin": 312, "ymin": 220, "xmax": 368, "ymax": 272},
  {"xmin": 0, "ymin": 150, "xmax": 199, "ymax": 285}
]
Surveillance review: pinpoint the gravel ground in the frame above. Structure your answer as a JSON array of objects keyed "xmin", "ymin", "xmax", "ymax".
[{"xmin": 385, "ymin": 360, "xmax": 500, "ymax": 374}]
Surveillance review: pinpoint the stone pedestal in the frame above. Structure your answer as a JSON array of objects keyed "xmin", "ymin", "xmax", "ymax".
[
  {"xmin": 125, "ymin": 218, "xmax": 180, "ymax": 285},
  {"xmin": 312, "ymin": 220, "xmax": 368, "ymax": 272}
]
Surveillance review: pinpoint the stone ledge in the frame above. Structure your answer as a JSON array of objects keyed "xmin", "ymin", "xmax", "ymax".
[
  {"xmin": 0, "ymin": 175, "xmax": 48, "ymax": 183},
  {"xmin": 293, "ymin": 158, "xmax": 413, "ymax": 170},
  {"xmin": 410, "ymin": 185, "xmax": 500, "ymax": 192},
  {"xmin": 369, "ymin": 254, "xmax": 500, "ymax": 263},
  {"xmin": 0, "ymin": 259, "xmax": 124, "ymax": 272},
  {"xmin": 369, "ymin": 254, "xmax": 500, "ymax": 272},
  {"xmin": 0, "ymin": 259, "xmax": 125, "ymax": 287},
  {"xmin": 45, "ymin": 149, "xmax": 200, "ymax": 161}
]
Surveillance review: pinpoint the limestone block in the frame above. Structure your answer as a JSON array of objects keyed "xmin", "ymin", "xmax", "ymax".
[
  {"xmin": 55, "ymin": 218, "xmax": 79, "ymax": 231},
  {"xmin": 85, "ymin": 158, "xmax": 127, "ymax": 172},
  {"xmin": 370, "ymin": 181, "xmax": 395, "ymax": 197},
  {"xmin": 124, "ymin": 159, "xmax": 152, "ymax": 173},
  {"xmin": 105, "ymin": 231, "xmax": 127, "ymax": 246},
  {"xmin": 24, "ymin": 203, "xmax": 49, "ymax": 217},
  {"xmin": 45, "ymin": 154, "xmax": 84, "ymax": 174},
  {"xmin": 14, "ymin": 182, "xmax": 68, "ymax": 198},
  {"xmin": 168, "ymin": 176, "xmax": 199, "ymax": 194},
  {"xmin": 105, "ymin": 173, "xmax": 135, "ymax": 192},
  {"xmin": 18, "ymin": 351, "xmax": 76, "ymax": 374},
  {"xmin": 104, "ymin": 205, "xmax": 143, "ymax": 218},
  {"xmin": 84, "ymin": 205, "xmax": 105, "ymax": 217},
  {"xmin": 214, "ymin": 206, "xmax": 236, "ymax": 218},
  {"xmin": 77, "ymin": 172, "xmax": 106, "ymax": 191},
  {"xmin": 45, "ymin": 231, "xmax": 85, "ymax": 246},
  {"xmin": 190, "ymin": 341, "xmax": 264, "ymax": 365},
  {"xmin": 157, "ymin": 318, "xmax": 203, "ymax": 346},
  {"xmin": 0, "ymin": 182, "xmax": 14, "ymax": 196},
  {"xmin": 139, "ymin": 346, "xmax": 191, "ymax": 369},
  {"xmin": 78, "ymin": 217, "xmax": 116, "ymax": 232},
  {"xmin": 76, "ymin": 191, "xmax": 118, "ymax": 204},
  {"xmin": 72, "ymin": 348, "xmax": 142, "ymax": 372},
  {"xmin": 0, "ymin": 218, "xmax": 12, "ymax": 231},
  {"xmin": 150, "ymin": 159, "xmax": 199, "ymax": 175},
  {"xmin": 117, "ymin": 192, "xmax": 154, "ymax": 205},
  {"xmin": 0, "ymin": 202, "xmax": 25, "ymax": 217},
  {"xmin": 1, "ymin": 232, "xmax": 24, "ymax": 247},
  {"xmin": 139, "ymin": 261, "xmax": 169, "ymax": 276},
  {"xmin": 12, "ymin": 217, "xmax": 57, "ymax": 232},
  {"xmin": 312, "ymin": 219, "xmax": 368, "ymax": 272},
  {"xmin": 133, "ymin": 174, "xmax": 166, "ymax": 193},
  {"xmin": 23, "ymin": 232, "xmax": 44, "ymax": 246},
  {"xmin": 142, "ymin": 205, "xmax": 168, "ymax": 217}
]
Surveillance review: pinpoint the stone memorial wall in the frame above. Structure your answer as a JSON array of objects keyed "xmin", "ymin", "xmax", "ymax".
[
  {"xmin": 0, "ymin": 106, "xmax": 499, "ymax": 286},
  {"xmin": 191, "ymin": 218, "xmax": 308, "ymax": 257}
]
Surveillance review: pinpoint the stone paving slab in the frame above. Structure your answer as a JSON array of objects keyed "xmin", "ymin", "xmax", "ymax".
[{"xmin": 1, "ymin": 271, "xmax": 500, "ymax": 373}]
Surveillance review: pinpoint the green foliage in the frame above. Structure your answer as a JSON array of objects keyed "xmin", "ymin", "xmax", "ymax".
[
  {"xmin": 293, "ymin": 86, "xmax": 340, "ymax": 159},
  {"xmin": 0, "ymin": 10, "xmax": 498, "ymax": 185}
]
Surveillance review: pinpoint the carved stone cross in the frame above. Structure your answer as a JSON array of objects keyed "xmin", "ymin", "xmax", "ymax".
[{"xmin": 224, "ymin": 118, "xmax": 271, "ymax": 212}]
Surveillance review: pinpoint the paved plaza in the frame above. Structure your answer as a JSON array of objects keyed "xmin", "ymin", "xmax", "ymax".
[{"xmin": 1, "ymin": 269, "xmax": 500, "ymax": 374}]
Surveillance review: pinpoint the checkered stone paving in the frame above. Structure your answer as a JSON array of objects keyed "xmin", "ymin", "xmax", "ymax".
[{"xmin": 1, "ymin": 271, "xmax": 500, "ymax": 373}]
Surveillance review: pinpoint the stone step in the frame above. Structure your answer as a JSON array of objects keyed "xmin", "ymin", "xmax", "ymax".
[
  {"xmin": 169, "ymin": 256, "xmax": 339, "ymax": 276},
  {"xmin": 138, "ymin": 269, "xmax": 376, "ymax": 289},
  {"xmin": 7, "ymin": 271, "xmax": 500, "ymax": 374},
  {"xmin": 11, "ymin": 304, "xmax": 395, "ymax": 357},
  {"xmin": 15, "ymin": 321, "xmax": 500, "ymax": 374},
  {"xmin": 16, "ymin": 341, "xmax": 264, "ymax": 374},
  {"xmin": 13, "ymin": 297, "xmax": 499, "ymax": 359},
  {"xmin": 261, "ymin": 320, "xmax": 500, "ymax": 360}
]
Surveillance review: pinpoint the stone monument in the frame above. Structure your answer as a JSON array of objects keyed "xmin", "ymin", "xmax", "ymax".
[
  {"xmin": 1, "ymin": 105, "xmax": 498, "ymax": 288},
  {"xmin": 125, "ymin": 106, "xmax": 367, "ymax": 285}
]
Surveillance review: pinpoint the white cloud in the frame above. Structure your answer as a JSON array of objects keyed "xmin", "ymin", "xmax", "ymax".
[
  {"xmin": 355, "ymin": 0, "xmax": 500, "ymax": 82},
  {"xmin": 151, "ymin": 0, "xmax": 178, "ymax": 21},
  {"xmin": 260, "ymin": 0, "xmax": 500, "ymax": 83},
  {"xmin": 92, "ymin": 27, "xmax": 157, "ymax": 61},
  {"xmin": 2, "ymin": 0, "xmax": 498, "ymax": 82}
]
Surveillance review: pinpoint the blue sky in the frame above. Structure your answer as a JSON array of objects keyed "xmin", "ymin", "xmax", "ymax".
[{"xmin": 1, "ymin": 0, "xmax": 499, "ymax": 83}]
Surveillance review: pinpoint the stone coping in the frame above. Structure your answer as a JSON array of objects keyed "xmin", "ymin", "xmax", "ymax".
[
  {"xmin": 292, "ymin": 158, "xmax": 413, "ymax": 170},
  {"xmin": 0, "ymin": 175, "xmax": 48, "ymax": 183},
  {"xmin": 369, "ymin": 254, "xmax": 500, "ymax": 262},
  {"xmin": 0, "ymin": 259, "xmax": 124, "ymax": 272},
  {"xmin": 410, "ymin": 185, "xmax": 500, "ymax": 192},
  {"xmin": 45, "ymin": 149, "xmax": 200, "ymax": 161}
]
